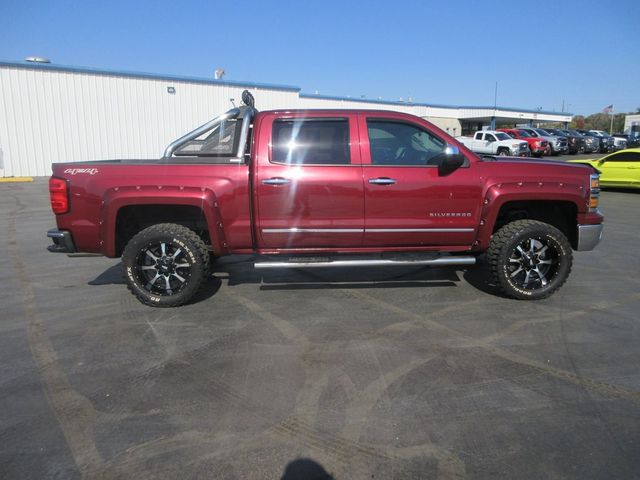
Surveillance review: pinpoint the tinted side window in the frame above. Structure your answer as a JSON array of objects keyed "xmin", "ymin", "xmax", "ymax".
[
  {"xmin": 367, "ymin": 120, "xmax": 445, "ymax": 166},
  {"xmin": 272, "ymin": 119, "xmax": 350, "ymax": 165},
  {"xmin": 607, "ymin": 152, "xmax": 640, "ymax": 162},
  {"xmin": 486, "ymin": 134, "xmax": 497, "ymax": 142}
]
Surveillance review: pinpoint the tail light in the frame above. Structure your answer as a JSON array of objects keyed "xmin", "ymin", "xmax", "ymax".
[
  {"xmin": 49, "ymin": 177, "xmax": 70, "ymax": 214},
  {"xmin": 589, "ymin": 173, "xmax": 600, "ymax": 212}
]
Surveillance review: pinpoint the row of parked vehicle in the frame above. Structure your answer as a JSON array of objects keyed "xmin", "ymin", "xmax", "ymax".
[{"xmin": 457, "ymin": 126, "xmax": 638, "ymax": 158}]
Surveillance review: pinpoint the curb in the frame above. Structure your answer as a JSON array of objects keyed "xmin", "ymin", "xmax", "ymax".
[{"xmin": 0, "ymin": 177, "xmax": 34, "ymax": 183}]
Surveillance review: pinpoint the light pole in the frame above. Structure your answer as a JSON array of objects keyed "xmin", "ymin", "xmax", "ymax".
[{"xmin": 491, "ymin": 81, "xmax": 498, "ymax": 130}]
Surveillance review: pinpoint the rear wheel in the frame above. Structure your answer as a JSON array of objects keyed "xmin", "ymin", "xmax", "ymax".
[
  {"xmin": 122, "ymin": 223, "xmax": 210, "ymax": 307},
  {"xmin": 487, "ymin": 220, "xmax": 572, "ymax": 300}
]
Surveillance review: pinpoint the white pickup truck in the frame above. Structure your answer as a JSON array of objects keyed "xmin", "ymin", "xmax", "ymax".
[{"xmin": 456, "ymin": 131, "xmax": 530, "ymax": 156}]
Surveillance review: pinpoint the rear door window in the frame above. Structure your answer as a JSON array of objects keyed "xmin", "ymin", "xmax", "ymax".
[{"xmin": 271, "ymin": 119, "xmax": 350, "ymax": 165}]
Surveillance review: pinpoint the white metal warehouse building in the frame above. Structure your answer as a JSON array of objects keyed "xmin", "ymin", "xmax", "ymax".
[{"xmin": 0, "ymin": 61, "xmax": 571, "ymax": 177}]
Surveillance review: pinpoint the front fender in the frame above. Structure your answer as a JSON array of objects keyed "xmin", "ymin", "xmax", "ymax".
[
  {"xmin": 474, "ymin": 181, "xmax": 586, "ymax": 250},
  {"xmin": 100, "ymin": 186, "xmax": 227, "ymax": 257}
]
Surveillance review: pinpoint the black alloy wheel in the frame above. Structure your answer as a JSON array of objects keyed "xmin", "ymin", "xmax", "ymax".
[
  {"xmin": 487, "ymin": 220, "xmax": 572, "ymax": 300},
  {"xmin": 122, "ymin": 223, "xmax": 210, "ymax": 307}
]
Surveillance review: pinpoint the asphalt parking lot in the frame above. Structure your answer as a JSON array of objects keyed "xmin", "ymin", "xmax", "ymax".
[{"xmin": 1, "ymin": 178, "xmax": 639, "ymax": 480}]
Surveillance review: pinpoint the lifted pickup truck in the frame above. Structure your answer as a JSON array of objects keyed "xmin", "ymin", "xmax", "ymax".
[
  {"xmin": 47, "ymin": 91, "xmax": 603, "ymax": 306},
  {"xmin": 456, "ymin": 131, "xmax": 530, "ymax": 157},
  {"xmin": 498, "ymin": 128, "xmax": 549, "ymax": 157}
]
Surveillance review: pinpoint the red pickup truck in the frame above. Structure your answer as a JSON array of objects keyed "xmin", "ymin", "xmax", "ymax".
[
  {"xmin": 47, "ymin": 91, "xmax": 603, "ymax": 306},
  {"xmin": 498, "ymin": 128, "xmax": 549, "ymax": 157}
]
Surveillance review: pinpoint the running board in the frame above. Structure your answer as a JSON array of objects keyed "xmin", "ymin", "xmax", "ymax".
[{"xmin": 254, "ymin": 255, "xmax": 476, "ymax": 270}]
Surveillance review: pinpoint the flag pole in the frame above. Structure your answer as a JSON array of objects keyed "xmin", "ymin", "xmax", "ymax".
[{"xmin": 609, "ymin": 105, "xmax": 614, "ymax": 134}]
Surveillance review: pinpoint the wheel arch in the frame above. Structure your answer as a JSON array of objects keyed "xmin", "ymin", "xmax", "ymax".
[
  {"xmin": 100, "ymin": 187, "xmax": 227, "ymax": 257},
  {"xmin": 476, "ymin": 187, "xmax": 584, "ymax": 251}
]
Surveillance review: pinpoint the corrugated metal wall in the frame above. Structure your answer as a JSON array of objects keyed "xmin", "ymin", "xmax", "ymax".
[{"xmin": 0, "ymin": 66, "xmax": 299, "ymax": 177}]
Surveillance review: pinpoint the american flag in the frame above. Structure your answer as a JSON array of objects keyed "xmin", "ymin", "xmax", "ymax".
[{"xmin": 602, "ymin": 104, "xmax": 614, "ymax": 114}]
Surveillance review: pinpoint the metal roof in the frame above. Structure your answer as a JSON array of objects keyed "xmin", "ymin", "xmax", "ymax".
[
  {"xmin": 0, "ymin": 60, "xmax": 301, "ymax": 92},
  {"xmin": 0, "ymin": 60, "xmax": 571, "ymax": 116},
  {"xmin": 300, "ymin": 93, "xmax": 570, "ymax": 116}
]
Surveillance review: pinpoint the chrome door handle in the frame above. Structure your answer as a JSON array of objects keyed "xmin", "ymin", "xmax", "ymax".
[
  {"xmin": 368, "ymin": 177, "xmax": 397, "ymax": 185},
  {"xmin": 262, "ymin": 177, "xmax": 291, "ymax": 186}
]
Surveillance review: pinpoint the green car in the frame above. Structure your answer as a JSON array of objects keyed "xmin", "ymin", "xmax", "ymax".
[{"xmin": 568, "ymin": 148, "xmax": 640, "ymax": 189}]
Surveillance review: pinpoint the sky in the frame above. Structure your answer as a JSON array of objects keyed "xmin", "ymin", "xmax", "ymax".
[{"xmin": 2, "ymin": 0, "xmax": 639, "ymax": 115}]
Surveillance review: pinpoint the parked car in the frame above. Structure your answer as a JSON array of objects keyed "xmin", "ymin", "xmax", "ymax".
[
  {"xmin": 568, "ymin": 148, "xmax": 640, "ymax": 189},
  {"xmin": 46, "ymin": 91, "xmax": 603, "ymax": 305},
  {"xmin": 588, "ymin": 130, "xmax": 616, "ymax": 153},
  {"xmin": 519, "ymin": 128, "xmax": 569, "ymax": 156},
  {"xmin": 613, "ymin": 137, "xmax": 628, "ymax": 150},
  {"xmin": 456, "ymin": 130, "xmax": 530, "ymax": 156},
  {"xmin": 558, "ymin": 129, "xmax": 589, "ymax": 153},
  {"xmin": 497, "ymin": 128, "xmax": 548, "ymax": 157},
  {"xmin": 571, "ymin": 130, "xmax": 600, "ymax": 153},
  {"xmin": 613, "ymin": 133, "xmax": 640, "ymax": 148},
  {"xmin": 540, "ymin": 127, "xmax": 581, "ymax": 154},
  {"xmin": 575, "ymin": 129, "xmax": 608, "ymax": 153}
]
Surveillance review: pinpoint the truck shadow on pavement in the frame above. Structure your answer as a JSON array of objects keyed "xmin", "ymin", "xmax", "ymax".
[
  {"xmin": 88, "ymin": 255, "xmax": 501, "ymax": 304},
  {"xmin": 280, "ymin": 458, "xmax": 334, "ymax": 480},
  {"xmin": 461, "ymin": 256, "xmax": 504, "ymax": 297},
  {"xmin": 88, "ymin": 263, "xmax": 222, "ymax": 305},
  {"xmin": 213, "ymin": 255, "xmax": 461, "ymax": 291}
]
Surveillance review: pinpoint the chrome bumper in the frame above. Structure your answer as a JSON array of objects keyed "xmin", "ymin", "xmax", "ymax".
[{"xmin": 576, "ymin": 224, "xmax": 603, "ymax": 251}]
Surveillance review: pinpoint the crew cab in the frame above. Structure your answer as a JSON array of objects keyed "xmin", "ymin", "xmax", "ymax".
[
  {"xmin": 47, "ymin": 91, "xmax": 603, "ymax": 307},
  {"xmin": 456, "ymin": 131, "xmax": 530, "ymax": 156},
  {"xmin": 541, "ymin": 128, "xmax": 582, "ymax": 155},
  {"xmin": 574, "ymin": 129, "xmax": 601, "ymax": 153},
  {"xmin": 519, "ymin": 128, "xmax": 569, "ymax": 156},
  {"xmin": 588, "ymin": 130, "xmax": 616, "ymax": 153},
  {"xmin": 498, "ymin": 128, "xmax": 548, "ymax": 157}
]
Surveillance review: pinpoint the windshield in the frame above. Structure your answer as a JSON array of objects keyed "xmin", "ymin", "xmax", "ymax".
[
  {"xmin": 495, "ymin": 132, "xmax": 511, "ymax": 141},
  {"xmin": 516, "ymin": 130, "xmax": 531, "ymax": 138},
  {"xmin": 533, "ymin": 129, "xmax": 548, "ymax": 137}
]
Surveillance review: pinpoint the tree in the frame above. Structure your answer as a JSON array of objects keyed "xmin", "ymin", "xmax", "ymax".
[
  {"xmin": 570, "ymin": 112, "xmax": 625, "ymax": 133},
  {"xmin": 570, "ymin": 116, "xmax": 585, "ymax": 129}
]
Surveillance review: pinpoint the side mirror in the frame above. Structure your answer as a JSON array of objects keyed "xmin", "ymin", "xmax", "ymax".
[
  {"xmin": 598, "ymin": 159, "xmax": 605, "ymax": 165},
  {"xmin": 438, "ymin": 145, "xmax": 466, "ymax": 176}
]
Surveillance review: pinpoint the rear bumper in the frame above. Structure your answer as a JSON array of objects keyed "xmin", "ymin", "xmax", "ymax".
[
  {"xmin": 47, "ymin": 229, "xmax": 76, "ymax": 253},
  {"xmin": 576, "ymin": 223, "xmax": 603, "ymax": 251}
]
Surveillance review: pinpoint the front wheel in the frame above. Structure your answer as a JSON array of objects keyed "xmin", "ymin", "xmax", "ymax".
[
  {"xmin": 121, "ymin": 223, "xmax": 211, "ymax": 307},
  {"xmin": 487, "ymin": 220, "xmax": 572, "ymax": 300}
]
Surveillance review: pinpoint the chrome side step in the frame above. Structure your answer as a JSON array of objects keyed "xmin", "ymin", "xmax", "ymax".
[{"xmin": 254, "ymin": 255, "xmax": 476, "ymax": 270}]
